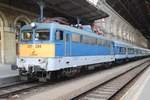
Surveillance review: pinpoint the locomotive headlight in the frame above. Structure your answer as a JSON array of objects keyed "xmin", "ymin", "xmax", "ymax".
[
  {"xmin": 30, "ymin": 22, "xmax": 36, "ymax": 28},
  {"xmin": 38, "ymin": 58, "xmax": 46, "ymax": 64},
  {"xmin": 20, "ymin": 58, "xmax": 25, "ymax": 63}
]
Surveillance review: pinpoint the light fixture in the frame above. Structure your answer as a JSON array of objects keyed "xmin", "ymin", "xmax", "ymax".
[{"xmin": 30, "ymin": 22, "xmax": 36, "ymax": 28}]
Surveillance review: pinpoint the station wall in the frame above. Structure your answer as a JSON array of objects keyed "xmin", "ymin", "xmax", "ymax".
[
  {"xmin": 0, "ymin": 4, "xmax": 35, "ymax": 64},
  {"xmin": 95, "ymin": 0, "xmax": 148, "ymax": 48}
]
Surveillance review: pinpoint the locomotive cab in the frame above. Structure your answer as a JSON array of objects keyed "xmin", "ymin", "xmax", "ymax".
[{"xmin": 17, "ymin": 22, "xmax": 56, "ymax": 80}]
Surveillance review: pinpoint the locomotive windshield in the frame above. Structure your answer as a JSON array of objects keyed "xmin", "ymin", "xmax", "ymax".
[
  {"xmin": 21, "ymin": 29, "xmax": 50, "ymax": 41},
  {"xmin": 21, "ymin": 30, "xmax": 32, "ymax": 41},
  {"xmin": 35, "ymin": 29, "xmax": 49, "ymax": 40}
]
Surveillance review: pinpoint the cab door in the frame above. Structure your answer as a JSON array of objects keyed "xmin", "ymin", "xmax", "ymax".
[{"xmin": 64, "ymin": 32, "xmax": 71, "ymax": 56}]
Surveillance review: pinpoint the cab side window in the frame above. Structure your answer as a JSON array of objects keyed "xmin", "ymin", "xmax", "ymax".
[{"xmin": 56, "ymin": 30, "xmax": 64, "ymax": 40}]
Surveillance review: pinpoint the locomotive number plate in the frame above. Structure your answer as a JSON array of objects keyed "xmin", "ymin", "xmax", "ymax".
[{"xmin": 27, "ymin": 44, "xmax": 42, "ymax": 48}]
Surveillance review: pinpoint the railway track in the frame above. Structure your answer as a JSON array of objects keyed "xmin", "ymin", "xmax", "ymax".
[
  {"xmin": 0, "ymin": 81, "xmax": 30, "ymax": 89},
  {"xmin": 74, "ymin": 61, "xmax": 150, "ymax": 100},
  {"xmin": 0, "ymin": 59, "xmax": 149, "ymax": 100},
  {"xmin": 0, "ymin": 81, "xmax": 44, "ymax": 98}
]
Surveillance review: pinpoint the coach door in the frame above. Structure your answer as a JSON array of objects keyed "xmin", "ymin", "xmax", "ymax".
[{"xmin": 64, "ymin": 32, "xmax": 71, "ymax": 56}]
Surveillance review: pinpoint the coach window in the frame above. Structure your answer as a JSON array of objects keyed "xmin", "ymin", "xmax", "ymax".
[
  {"xmin": 128, "ymin": 48, "xmax": 131, "ymax": 53},
  {"xmin": 102, "ymin": 40, "xmax": 107, "ymax": 47},
  {"xmin": 124, "ymin": 48, "xmax": 126, "ymax": 53},
  {"xmin": 90, "ymin": 38, "xmax": 97, "ymax": 45},
  {"xmin": 97, "ymin": 39, "xmax": 102, "ymax": 45},
  {"xmin": 128, "ymin": 48, "xmax": 130, "ymax": 54},
  {"xmin": 122, "ymin": 47, "xmax": 126, "ymax": 54},
  {"xmin": 130, "ymin": 48, "xmax": 132, "ymax": 54},
  {"xmin": 119, "ymin": 47, "xmax": 122, "ymax": 53},
  {"xmin": 82, "ymin": 36, "xmax": 89, "ymax": 44},
  {"xmin": 120, "ymin": 47, "xmax": 125, "ymax": 54},
  {"xmin": 118, "ymin": 47, "xmax": 121, "ymax": 53},
  {"xmin": 132, "ymin": 49, "xmax": 134, "ymax": 54},
  {"xmin": 102, "ymin": 40, "xmax": 106, "ymax": 47},
  {"xmin": 56, "ymin": 30, "xmax": 64, "ymax": 40},
  {"xmin": 72, "ymin": 34, "xmax": 80, "ymax": 42},
  {"xmin": 106, "ymin": 41, "xmax": 111, "ymax": 48},
  {"xmin": 137, "ymin": 50, "xmax": 139, "ymax": 54},
  {"xmin": 86, "ymin": 37, "xmax": 91, "ymax": 44},
  {"xmin": 80, "ymin": 35, "xmax": 83, "ymax": 42}
]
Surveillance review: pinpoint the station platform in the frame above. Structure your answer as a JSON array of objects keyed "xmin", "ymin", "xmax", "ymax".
[
  {"xmin": 0, "ymin": 64, "xmax": 19, "ymax": 85},
  {"xmin": 120, "ymin": 64, "xmax": 150, "ymax": 100}
]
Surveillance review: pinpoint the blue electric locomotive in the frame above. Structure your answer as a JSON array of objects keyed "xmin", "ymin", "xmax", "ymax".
[{"xmin": 16, "ymin": 22, "xmax": 150, "ymax": 81}]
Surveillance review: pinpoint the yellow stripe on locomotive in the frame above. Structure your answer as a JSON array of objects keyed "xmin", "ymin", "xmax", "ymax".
[{"xmin": 18, "ymin": 44, "xmax": 55, "ymax": 57}]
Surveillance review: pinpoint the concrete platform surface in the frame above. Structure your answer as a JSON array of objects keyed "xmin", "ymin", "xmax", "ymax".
[
  {"xmin": 0, "ymin": 64, "xmax": 18, "ymax": 79},
  {"xmin": 120, "ymin": 64, "xmax": 150, "ymax": 100},
  {"xmin": 0, "ymin": 64, "xmax": 19, "ymax": 85}
]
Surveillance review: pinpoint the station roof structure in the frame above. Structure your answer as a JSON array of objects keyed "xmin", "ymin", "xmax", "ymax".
[
  {"xmin": 0, "ymin": 0, "xmax": 108, "ymax": 24},
  {"xmin": 105, "ymin": 0, "xmax": 150, "ymax": 40},
  {"xmin": 1, "ymin": 0, "xmax": 150, "ymax": 40}
]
